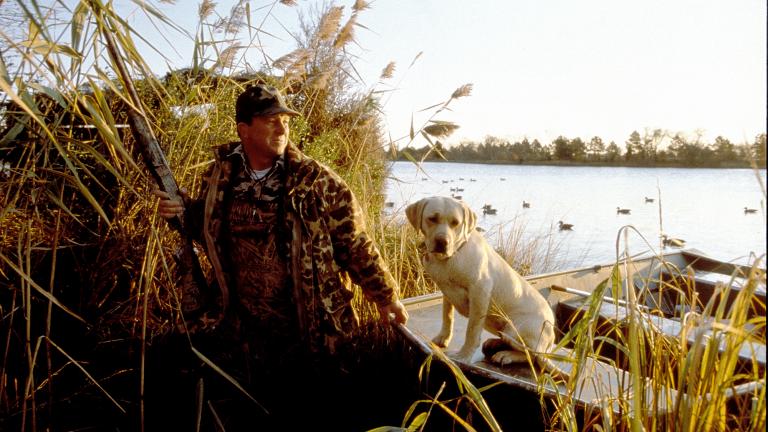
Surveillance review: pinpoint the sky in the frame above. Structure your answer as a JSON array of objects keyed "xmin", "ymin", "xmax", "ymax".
[{"xmin": 107, "ymin": 0, "xmax": 766, "ymax": 148}]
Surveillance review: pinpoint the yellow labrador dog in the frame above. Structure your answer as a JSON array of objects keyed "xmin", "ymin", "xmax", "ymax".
[{"xmin": 406, "ymin": 196, "xmax": 557, "ymax": 369}]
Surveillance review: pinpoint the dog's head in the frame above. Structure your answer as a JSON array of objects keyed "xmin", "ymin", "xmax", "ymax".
[{"xmin": 405, "ymin": 196, "xmax": 477, "ymax": 260}]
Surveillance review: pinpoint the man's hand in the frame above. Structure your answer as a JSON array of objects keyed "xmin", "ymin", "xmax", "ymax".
[
  {"xmin": 153, "ymin": 188, "xmax": 187, "ymax": 220},
  {"xmin": 378, "ymin": 300, "xmax": 408, "ymax": 325}
]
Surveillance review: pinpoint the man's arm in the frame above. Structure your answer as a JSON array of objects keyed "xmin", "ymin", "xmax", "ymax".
[{"xmin": 323, "ymin": 173, "xmax": 407, "ymax": 325}]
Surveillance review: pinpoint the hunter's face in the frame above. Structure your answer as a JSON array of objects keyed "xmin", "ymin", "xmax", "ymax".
[{"xmin": 238, "ymin": 113, "xmax": 291, "ymax": 164}]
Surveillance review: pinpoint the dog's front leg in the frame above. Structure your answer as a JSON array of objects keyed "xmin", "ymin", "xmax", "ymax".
[
  {"xmin": 432, "ymin": 299, "xmax": 454, "ymax": 348},
  {"xmin": 455, "ymin": 282, "xmax": 492, "ymax": 363}
]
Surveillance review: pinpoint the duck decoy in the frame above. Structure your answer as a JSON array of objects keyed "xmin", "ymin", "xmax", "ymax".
[
  {"xmin": 645, "ymin": 197, "xmax": 655, "ymax": 203},
  {"xmin": 522, "ymin": 201, "xmax": 530, "ymax": 208},
  {"xmin": 483, "ymin": 208, "xmax": 497, "ymax": 215},
  {"xmin": 384, "ymin": 202, "xmax": 395, "ymax": 208},
  {"xmin": 662, "ymin": 234, "xmax": 686, "ymax": 248},
  {"xmin": 481, "ymin": 204, "xmax": 493, "ymax": 211},
  {"xmin": 558, "ymin": 221, "xmax": 574, "ymax": 231},
  {"xmin": 469, "ymin": 178, "xmax": 476, "ymax": 182},
  {"xmin": 616, "ymin": 207, "xmax": 631, "ymax": 215},
  {"xmin": 744, "ymin": 207, "xmax": 758, "ymax": 214},
  {"xmin": 451, "ymin": 194, "xmax": 463, "ymax": 200}
]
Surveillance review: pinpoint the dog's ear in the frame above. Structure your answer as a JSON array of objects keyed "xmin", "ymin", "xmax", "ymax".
[
  {"xmin": 405, "ymin": 199, "xmax": 427, "ymax": 232},
  {"xmin": 461, "ymin": 201, "xmax": 477, "ymax": 235}
]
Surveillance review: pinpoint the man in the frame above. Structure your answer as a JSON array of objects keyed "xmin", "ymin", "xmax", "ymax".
[{"xmin": 153, "ymin": 84, "xmax": 407, "ymax": 428}]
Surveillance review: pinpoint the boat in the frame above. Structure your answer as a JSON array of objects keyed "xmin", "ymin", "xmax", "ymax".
[{"xmin": 397, "ymin": 248, "xmax": 766, "ymax": 427}]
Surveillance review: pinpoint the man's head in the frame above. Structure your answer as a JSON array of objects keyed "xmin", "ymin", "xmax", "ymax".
[{"xmin": 236, "ymin": 85, "xmax": 300, "ymax": 168}]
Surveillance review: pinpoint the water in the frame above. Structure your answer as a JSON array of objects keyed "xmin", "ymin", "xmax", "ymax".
[{"xmin": 384, "ymin": 161, "xmax": 767, "ymax": 271}]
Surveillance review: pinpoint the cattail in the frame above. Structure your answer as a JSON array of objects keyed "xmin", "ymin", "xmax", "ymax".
[
  {"xmin": 198, "ymin": 0, "xmax": 216, "ymax": 20},
  {"xmin": 451, "ymin": 83, "xmax": 473, "ymax": 99},
  {"xmin": 380, "ymin": 62, "xmax": 395, "ymax": 80},
  {"xmin": 159, "ymin": 0, "xmax": 176, "ymax": 4},
  {"xmin": 317, "ymin": 6, "xmax": 344, "ymax": 41},
  {"xmin": 334, "ymin": 14, "xmax": 356, "ymax": 48},
  {"xmin": 352, "ymin": 0, "xmax": 370, "ymax": 12},
  {"xmin": 423, "ymin": 121, "xmax": 460, "ymax": 139}
]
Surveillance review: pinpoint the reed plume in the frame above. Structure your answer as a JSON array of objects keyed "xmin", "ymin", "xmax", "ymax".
[
  {"xmin": 334, "ymin": 13, "xmax": 357, "ymax": 49},
  {"xmin": 353, "ymin": 0, "xmax": 370, "ymax": 12},
  {"xmin": 198, "ymin": 0, "xmax": 216, "ymax": 20},
  {"xmin": 380, "ymin": 61, "xmax": 395, "ymax": 80},
  {"xmin": 451, "ymin": 83, "xmax": 473, "ymax": 99},
  {"xmin": 423, "ymin": 121, "xmax": 460, "ymax": 139},
  {"xmin": 317, "ymin": 6, "xmax": 344, "ymax": 41}
]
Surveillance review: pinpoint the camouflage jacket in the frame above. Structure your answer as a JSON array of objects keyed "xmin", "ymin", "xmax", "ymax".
[{"xmin": 187, "ymin": 142, "xmax": 398, "ymax": 353}]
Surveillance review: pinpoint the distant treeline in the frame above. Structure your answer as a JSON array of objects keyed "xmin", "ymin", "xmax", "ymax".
[{"xmin": 394, "ymin": 130, "xmax": 767, "ymax": 168}]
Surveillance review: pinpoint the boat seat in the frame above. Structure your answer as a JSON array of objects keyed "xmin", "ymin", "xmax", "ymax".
[
  {"xmin": 649, "ymin": 270, "xmax": 766, "ymax": 321},
  {"xmin": 555, "ymin": 291, "xmax": 766, "ymax": 378}
]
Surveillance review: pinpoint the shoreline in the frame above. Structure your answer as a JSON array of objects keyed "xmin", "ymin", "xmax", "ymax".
[{"xmin": 389, "ymin": 159, "xmax": 767, "ymax": 170}]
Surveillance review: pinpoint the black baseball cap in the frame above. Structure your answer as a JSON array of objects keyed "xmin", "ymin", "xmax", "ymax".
[{"xmin": 236, "ymin": 84, "xmax": 300, "ymax": 123}]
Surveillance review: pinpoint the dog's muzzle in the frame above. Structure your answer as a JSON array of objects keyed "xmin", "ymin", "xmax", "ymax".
[{"xmin": 433, "ymin": 237, "xmax": 448, "ymax": 254}]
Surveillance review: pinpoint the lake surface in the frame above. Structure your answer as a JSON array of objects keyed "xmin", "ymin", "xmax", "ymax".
[{"xmin": 384, "ymin": 161, "xmax": 767, "ymax": 272}]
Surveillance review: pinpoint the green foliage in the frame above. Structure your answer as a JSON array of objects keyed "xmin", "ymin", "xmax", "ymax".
[{"xmin": 394, "ymin": 131, "xmax": 766, "ymax": 168}]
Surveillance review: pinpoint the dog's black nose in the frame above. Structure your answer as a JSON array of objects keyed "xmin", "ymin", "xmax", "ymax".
[{"xmin": 433, "ymin": 237, "xmax": 447, "ymax": 253}]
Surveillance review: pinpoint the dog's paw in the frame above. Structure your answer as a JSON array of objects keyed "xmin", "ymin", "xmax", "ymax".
[
  {"xmin": 432, "ymin": 333, "xmax": 452, "ymax": 348},
  {"xmin": 490, "ymin": 350, "xmax": 528, "ymax": 366},
  {"xmin": 450, "ymin": 348, "xmax": 476, "ymax": 364}
]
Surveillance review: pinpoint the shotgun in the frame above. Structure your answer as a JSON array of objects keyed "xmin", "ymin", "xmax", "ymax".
[{"xmin": 99, "ymin": 17, "xmax": 220, "ymax": 318}]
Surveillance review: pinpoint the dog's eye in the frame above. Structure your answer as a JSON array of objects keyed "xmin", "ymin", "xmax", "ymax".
[
  {"xmin": 450, "ymin": 219, "xmax": 459, "ymax": 227},
  {"xmin": 427, "ymin": 216, "xmax": 438, "ymax": 224}
]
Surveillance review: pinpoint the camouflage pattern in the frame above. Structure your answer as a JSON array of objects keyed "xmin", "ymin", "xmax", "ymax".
[{"xmin": 186, "ymin": 141, "xmax": 398, "ymax": 354}]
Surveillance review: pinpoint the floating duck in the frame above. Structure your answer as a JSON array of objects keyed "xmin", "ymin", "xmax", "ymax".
[
  {"xmin": 662, "ymin": 234, "xmax": 686, "ymax": 248},
  {"xmin": 744, "ymin": 207, "xmax": 758, "ymax": 214},
  {"xmin": 522, "ymin": 201, "xmax": 530, "ymax": 208},
  {"xmin": 558, "ymin": 221, "xmax": 574, "ymax": 231},
  {"xmin": 616, "ymin": 207, "xmax": 631, "ymax": 215},
  {"xmin": 384, "ymin": 202, "xmax": 394, "ymax": 208},
  {"xmin": 451, "ymin": 194, "xmax": 463, "ymax": 200},
  {"xmin": 645, "ymin": 197, "xmax": 655, "ymax": 203}
]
